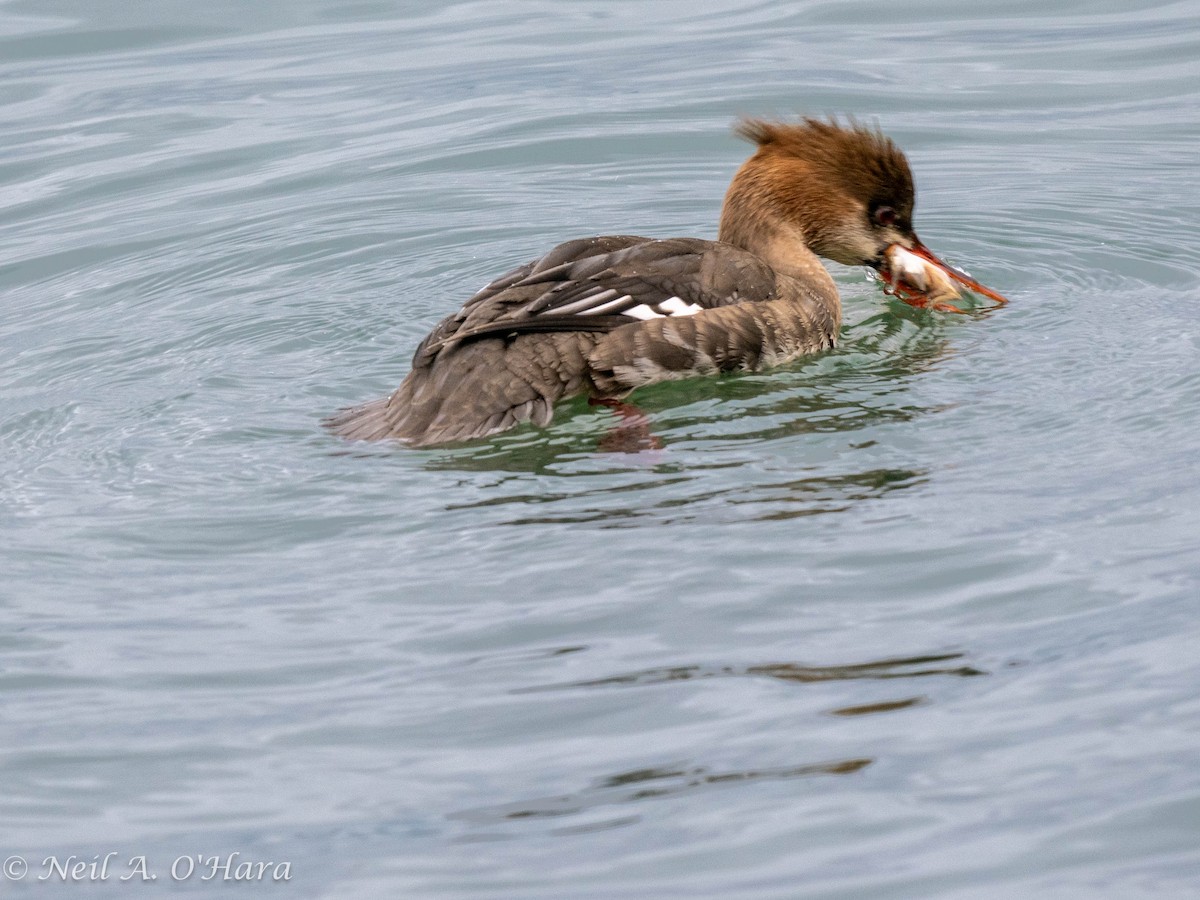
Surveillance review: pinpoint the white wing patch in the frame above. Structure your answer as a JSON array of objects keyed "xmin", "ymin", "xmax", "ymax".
[
  {"xmin": 538, "ymin": 293, "xmax": 705, "ymax": 320},
  {"xmin": 659, "ymin": 297, "xmax": 704, "ymax": 316},
  {"xmin": 621, "ymin": 296, "xmax": 704, "ymax": 320}
]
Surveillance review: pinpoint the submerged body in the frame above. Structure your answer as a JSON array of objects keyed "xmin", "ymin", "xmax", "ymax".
[
  {"xmin": 327, "ymin": 234, "xmax": 841, "ymax": 444},
  {"xmin": 329, "ymin": 119, "xmax": 1006, "ymax": 446}
]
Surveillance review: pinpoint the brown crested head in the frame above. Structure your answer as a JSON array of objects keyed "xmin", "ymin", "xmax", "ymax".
[{"xmin": 719, "ymin": 117, "xmax": 919, "ymax": 268}]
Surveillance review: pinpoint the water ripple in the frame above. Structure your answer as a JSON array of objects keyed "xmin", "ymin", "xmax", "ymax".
[{"xmin": 3, "ymin": 0, "xmax": 1199, "ymax": 896}]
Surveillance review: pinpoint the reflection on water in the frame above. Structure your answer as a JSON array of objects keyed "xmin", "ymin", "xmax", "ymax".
[
  {"xmin": 398, "ymin": 307, "xmax": 958, "ymax": 526},
  {"xmin": 6, "ymin": 0, "xmax": 1198, "ymax": 893},
  {"xmin": 414, "ymin": 301, "xmax": 956, "ymax": 476},
  {"xmin": 516, "ymin": 652, "xmax": 985, "ymax": 693},
  {"xmin": 830, "ymin": 697, "xmax": 924, "ymax": 716},
  {"xmin": 450, "ymin": 468, "xmax": 925, "ymax": 527},
  {"xmin": 453, "ymin": 653, "xmax": 980, "ymax": 835},
  {"xmin": 450, "ymin": 757, "xmax": 872, "ymax": 829}
]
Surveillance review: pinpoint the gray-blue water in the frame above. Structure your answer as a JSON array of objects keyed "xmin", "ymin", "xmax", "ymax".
[{"xmin": 3, "ymin": 1, "xmax": 1199, "ymax": 896}]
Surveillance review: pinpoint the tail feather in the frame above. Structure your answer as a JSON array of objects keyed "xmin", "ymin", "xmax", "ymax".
[
  {"xmin": 326, "ymin": 333, "xmax": 596, "ymax": 446},
  {"xmin": 323, "ymin": 396, "xmax": 396, "ymax": 442}
]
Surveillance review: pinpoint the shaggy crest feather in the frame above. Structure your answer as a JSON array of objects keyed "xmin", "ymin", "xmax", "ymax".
[{"xmin": 734, "ymin": 117, "xmax": 914, "ymax": 214}]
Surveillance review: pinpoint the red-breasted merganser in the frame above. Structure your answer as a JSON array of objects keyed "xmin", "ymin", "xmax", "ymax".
[{"xmin": 328, "ymin": 118, "xmax": 1007, "ymax": 446}]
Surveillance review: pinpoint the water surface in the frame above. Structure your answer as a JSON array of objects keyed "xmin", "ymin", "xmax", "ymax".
[{"xmin": 2, "ymin": 0, "xmax": 1199, "ymax": 896}]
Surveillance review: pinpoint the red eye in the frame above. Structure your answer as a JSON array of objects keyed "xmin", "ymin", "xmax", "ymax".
[{"xmin": 874, "ymin": 206, "xmax": 897, "ymax": 227}]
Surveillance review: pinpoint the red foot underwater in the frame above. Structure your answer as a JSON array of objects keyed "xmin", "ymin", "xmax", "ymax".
[{"xmin": 589, "ymin": 397, "xmax": 664, "ymax": 453}]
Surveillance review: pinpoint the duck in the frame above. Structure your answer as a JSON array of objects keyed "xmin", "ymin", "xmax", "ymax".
[{"xmin": 327, "ymin": 118, "xmax": 1007, "ymax": 446}]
